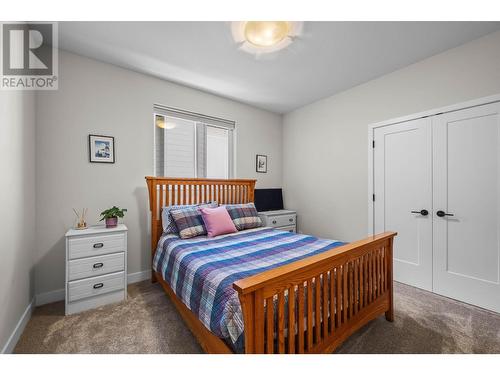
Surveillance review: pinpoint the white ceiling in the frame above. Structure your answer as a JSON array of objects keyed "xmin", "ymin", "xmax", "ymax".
[{"xmin": 59, "ymin": 22, "xmax": 500, "ymax": 114}]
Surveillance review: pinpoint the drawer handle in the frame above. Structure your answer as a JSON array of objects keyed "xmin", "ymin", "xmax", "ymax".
[
  {"xmin": 289, "ymin": 218, "xmax": 294, "ymax": 222},
  {"xmin": 272, "ymin": 220, "xmax": 277, "ymax": 224},
  {"xmin": 93, "ymin": 243, "xmax": 104, "ymax": 249},
  {"xmin": 93, "ymin": 283, "xmax": 104, "ymax": 289},
  {"xmin": 93, "ymin": 262, "xmax": 104, "ymax": 269}
]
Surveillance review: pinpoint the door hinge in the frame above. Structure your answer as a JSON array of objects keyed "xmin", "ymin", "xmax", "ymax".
[
  {"xmin": 372, "ymin": 140, "xmax": 375, "ymax": 148},
  {"xmin": 372, "ymin": 194, "xmax": 375, "ymax": 202}
]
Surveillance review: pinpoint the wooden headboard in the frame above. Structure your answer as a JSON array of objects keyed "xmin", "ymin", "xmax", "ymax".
[{"xmin": 145, "ymin": 177, "xmax": 257, "ymax": 279}]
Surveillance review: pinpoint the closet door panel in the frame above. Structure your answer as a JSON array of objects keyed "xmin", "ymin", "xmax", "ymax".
[
  {"xmin": 433, "ymin": 102, "xmax": 500, "ymax": 313},
  {"xmin": 374, "ymin": 118, "xmax": 433, "ymax": 291}
]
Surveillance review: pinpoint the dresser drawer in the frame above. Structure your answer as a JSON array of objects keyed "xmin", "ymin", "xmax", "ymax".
[
  {"xmin": 68, "ymin": 233, "xmax": 125, "ymax": 259},
  {"xmin": 68, "ymin": 271, "xmax": 125, "ymax": 303},
  {"xmin": 68, "ymin": 252, "xmax": 125, "ymax": 281},
  {"xmin": 277, "ymin": 225, "xmax": 296, "ymax": 233},
  {"xmin": 268, "ymin": 214, "xmax": 296, "ymax": 227}
]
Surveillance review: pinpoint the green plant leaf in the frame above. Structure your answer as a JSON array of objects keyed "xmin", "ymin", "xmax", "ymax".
[{"xmin": 99, "ymin": 206, "xmax": 127, "ymax": 220}]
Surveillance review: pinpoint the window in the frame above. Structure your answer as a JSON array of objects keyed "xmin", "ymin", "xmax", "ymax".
[
  {"xmin": 206, "ymin": 126, "xmax": 230, "ymax": 178},
  {"xmin": 154, "ymin": 105, "xmax": 234, "ymax": 179}
]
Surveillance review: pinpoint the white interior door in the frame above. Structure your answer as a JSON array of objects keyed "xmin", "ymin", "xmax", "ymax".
[
  {"xmin": 433, "ymin": 102, "xmax": 500, "ymax": 312},
  {"xmin": 373, "ymin": 118, "xmax": 433, "ymax": 291}
]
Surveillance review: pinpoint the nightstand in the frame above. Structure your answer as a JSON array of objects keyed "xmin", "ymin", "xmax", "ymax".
[
  {"xmin": 258, "ymin": 210, "xmax": 297, "ymax": 233},
  {"xmin": 65, "ymin": 224, "xmax": 128, "ymax": 315}
]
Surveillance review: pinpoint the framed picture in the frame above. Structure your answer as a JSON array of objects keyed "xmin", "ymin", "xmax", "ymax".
[
  {"xmin": 256, "ymin": 154, "xmax": 267, "ymax": 173},
  {"xmin": 89, "ymin": 134, "xmax": 115, "ymax": 163}
]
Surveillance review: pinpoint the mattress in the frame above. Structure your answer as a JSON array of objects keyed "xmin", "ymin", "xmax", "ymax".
[{"xmin": 153, "ymin": 226, "xmax": 344, "ymax": 352}]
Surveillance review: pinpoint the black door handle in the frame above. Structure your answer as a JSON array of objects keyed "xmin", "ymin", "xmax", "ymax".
[
  {"xmin": 436, "ymin": 210, "xmax": 454, "ymax": 217},
  {"xmin": 411, "ymin": 209, "xmax": 429, "ymax": 216}
]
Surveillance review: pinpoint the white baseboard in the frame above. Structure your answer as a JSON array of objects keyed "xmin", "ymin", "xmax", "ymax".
[
  {"xmin": 127, "ymin": 269, "xmax": 152, "ymax": 284},
  {"xmin": 35, "ymin": 270, "xmax": 152, "ymax": 307},
  {"xmin": 1, "ymin": 298, "xmax": 34, "ymax": 354}
]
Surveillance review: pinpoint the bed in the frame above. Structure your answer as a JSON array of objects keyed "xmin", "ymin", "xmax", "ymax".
[{"xmin": 146, "ymin": 177, "xmax": 396, "ymax": 354}]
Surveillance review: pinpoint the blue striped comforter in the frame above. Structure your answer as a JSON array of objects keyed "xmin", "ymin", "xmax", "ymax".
[{"xmin": 153, "ymin": 227, "xmax": 343, "ymax": 352}]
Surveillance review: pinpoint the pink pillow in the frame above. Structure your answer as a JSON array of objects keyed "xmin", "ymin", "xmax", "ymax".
[{"xmin": 200, "ymin": 206, "xmax": 237, "ymax": 238}]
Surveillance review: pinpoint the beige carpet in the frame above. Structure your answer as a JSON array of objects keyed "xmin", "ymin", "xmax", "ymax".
[{"xmin": 14, "ymin": 281, "xmax": 500, "ymax": 354}]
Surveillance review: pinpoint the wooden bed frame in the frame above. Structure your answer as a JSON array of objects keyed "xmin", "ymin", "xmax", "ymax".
[{"xmin": 146, "ymin": 176, "xmax": 396, "ymax": 354}]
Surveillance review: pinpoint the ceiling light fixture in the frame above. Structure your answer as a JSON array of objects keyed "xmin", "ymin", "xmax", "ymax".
[
  {"xmin": 244, "ymin": 21, "xmax": 290, "ymax": 47},
  {"xmin": 231, "ymin": 21, "xmax": 303, "ymax": 55},
  {"xmin": 155, "ymin": 115, "xmax": 177, "ymax": 130}
]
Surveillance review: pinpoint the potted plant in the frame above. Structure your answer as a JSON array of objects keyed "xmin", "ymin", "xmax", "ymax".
[{"xmin": 100, "ymin": 206, "xmax": 127, "ymax": 228}]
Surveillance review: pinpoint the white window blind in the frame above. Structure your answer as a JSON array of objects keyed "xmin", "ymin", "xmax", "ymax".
[
  {"xmin": 207, "ymin": 126, "xmax": 229, "ymax": 179},
  {"xmin": 164, "ymin": 117, "xmax": 196, "ymax": 178},
  {"xmin": 154, "ymin": 105, "xmax": 235, "ymax": 179}
]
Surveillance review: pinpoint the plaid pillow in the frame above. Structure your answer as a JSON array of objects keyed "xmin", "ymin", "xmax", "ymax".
[
  {"xmin": 162, "ymin": 202, "xmax": 217, "ymax": 235},
  {"xmin": 224, "ymin": 203, "xmax": 262, "ymax": 231},
  {"xmin": 171, "ymin": 206, "xmax": 209, "ymax": 239}
]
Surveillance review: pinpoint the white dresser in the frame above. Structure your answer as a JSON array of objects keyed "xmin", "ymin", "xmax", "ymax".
[
  {"xmin": 258, "ymin": 209, "xmax": 297, "ymax": 233},
  {"xmin": 65, "ymin": 224, "xmax": 128, "ymax": 315}
]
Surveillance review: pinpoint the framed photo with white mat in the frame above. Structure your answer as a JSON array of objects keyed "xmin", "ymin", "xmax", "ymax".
[
  {"xmin": 256, "ymin": 154, "xmax": 267, "ymax": 173},
  {"xmin": 89, "ymin": 134, "xmax": 115, "ymax": 163}
]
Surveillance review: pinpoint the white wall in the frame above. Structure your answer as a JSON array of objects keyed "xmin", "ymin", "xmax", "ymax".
[
  {"xmin": 0, "ymin": 90, "xmax": 35, "ymax": 351},
  {"xmin": 283, "ymin": 30, "xmax": 500, "ymax": 241},
  {"xmin": 35, "ymin": 50, "xmax": 283, "ymax": 296}
]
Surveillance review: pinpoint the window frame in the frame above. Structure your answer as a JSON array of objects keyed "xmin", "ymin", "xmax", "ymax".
[{"xmin": 153, "ymin": 106, "xmax": 235, "ymax": 179}]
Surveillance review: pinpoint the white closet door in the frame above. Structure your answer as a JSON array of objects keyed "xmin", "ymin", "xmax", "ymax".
[
  {"xmin": 374, "ymin": 118, "xmax": 433, "ymax": 290},
  {"xmin": 433, "ymin": 102, "xmax": 500, "ymax": 312}
]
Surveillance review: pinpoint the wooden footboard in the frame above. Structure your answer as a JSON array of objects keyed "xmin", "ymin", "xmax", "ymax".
[{"xmin": 233, "ymin": 231, "xmax": 396, "ymax": 354}]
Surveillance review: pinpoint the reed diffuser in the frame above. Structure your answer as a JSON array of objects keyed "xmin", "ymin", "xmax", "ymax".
[{"xmin": 73, "ymin": 208, "xmax": 88, "ymax": 230}]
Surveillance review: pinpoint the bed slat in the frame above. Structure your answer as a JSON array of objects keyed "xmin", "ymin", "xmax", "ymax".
[
  {"xmin": 288, "ymin": 287, "xmax": 296, "ymax": 354},
  {"xmin": 382, "ymin": 247, "xmax": 386, "ymax": 293},
  {"xmin": 266, "ymin": 297, "xmax": 274, "ymax": 354},
  {"xmin": 314, "ymin": 276, "xmax": 321, "ymax": 343},
  {"xmin": 349, "ymin": 262, "xmax": 353, "ymax": 319},
  {"xmin": 359, "ymin": 255, "xmax": 364, "ymax": 309},
  {"xmin": 336, "ymin": 265, "xmax": 342, "ymax": 328},
  {"xmin": 322, "ymin": 272, "xmax": 328, "ymax": 340},
  {"xmin": 254, "ymin": 290, "xmax": 264, "ymax": 353},
  {"xmin": 354, "ymin": 259, "xmax": 359, "ymax": 315},
  {"xmin": 307, "ymin": 279, "xmax": 313, "ymax": 349},
  {"xmin": 343, "ymin": 264, "xmax": 348, "ymax": 323},
  {"xmin": 277, "ymin": 291, "xmax": 285, "ymax": 353},
  {"xmin": 329, "ymin": 268, "xmax": 335, "ymax": 335},
  {"xmin": 297, "ymin": 283, "xmax": 305, "ymax": 354},
  {"xmin": 368, "ymin": 253, "xmax": 373, "ymax": 303},
  {"xmin": 378, "ymin": 248, "xmax": 382, "ymax": 296}
]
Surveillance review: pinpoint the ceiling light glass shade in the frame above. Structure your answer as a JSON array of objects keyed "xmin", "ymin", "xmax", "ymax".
[
  {"xmin": 244, "ymin": 21, "xmax": 290, "ymax": 47},
  {"xmin": 155, "ymin": 115, "xmax": 176, "ymax": 130},
  {"xmin": 231, "ymin": 21, "xmax": 303, "ymax": 55}
]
